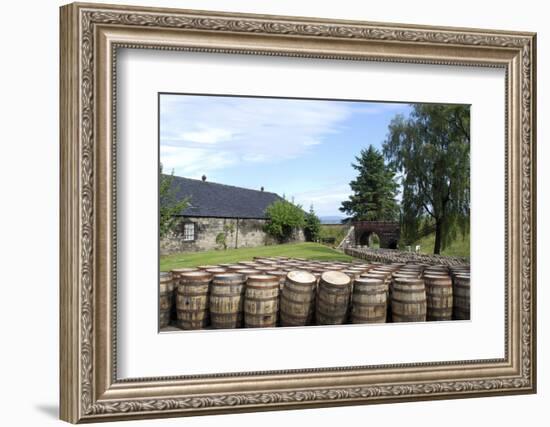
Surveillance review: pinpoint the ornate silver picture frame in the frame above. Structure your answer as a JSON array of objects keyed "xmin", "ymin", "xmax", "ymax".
[{"xmin": 60, "ymin": 2, "xmax": 536, "ymax": 423}]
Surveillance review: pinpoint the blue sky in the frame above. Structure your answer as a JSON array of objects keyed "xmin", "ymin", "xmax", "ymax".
[{"xmin": 160, "ymin": 94, "xmax": 412, "ymax": 217}]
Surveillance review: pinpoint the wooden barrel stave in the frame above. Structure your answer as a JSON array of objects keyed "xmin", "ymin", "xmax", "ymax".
[
  {"xmin": 391, "ymin": 277, "xmax": 427, "ymax": 322},
  {"xmin": 176, "ymin": 271, "xmax": 211, "ymax": 330},
  {"xmin": 280, "ymin": 271, "xmax": 316, "ymax": 326},
  {"xmin": 209, "ymin": 273, "xmax": 245, "ymax": 329},
  {"xmin": 244, "ymin": 275, "xmax": 280, "ymax": 328}
]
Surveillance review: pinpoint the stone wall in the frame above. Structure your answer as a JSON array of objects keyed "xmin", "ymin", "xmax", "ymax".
[
  {"xmin": 344, "ymin": 246, "xmax": 469, "ymax": 266},
  {"xmin": 160, "ymin": 216, "xmax": 305, "ymax": 255}
]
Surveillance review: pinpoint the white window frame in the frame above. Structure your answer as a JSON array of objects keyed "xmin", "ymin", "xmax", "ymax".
[{"xmin": 183, "ymin": 223, "xmax": 195, "ymax": 241}]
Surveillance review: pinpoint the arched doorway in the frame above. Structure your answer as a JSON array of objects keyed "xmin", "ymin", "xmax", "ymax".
[
  {"xmin": 352, "ymin": 221, "xmax": 400, "ymax": 249},
  {"xmin": 368, "ymin": 232, "xmax": 381, "ymax": 248},
  {"xmin": 387, "ymin": 239, "xmax": 398, "ymax": 249},
  {"xmin": 358, "ymin": 231, "xmax": 381, "ymax": 248}
]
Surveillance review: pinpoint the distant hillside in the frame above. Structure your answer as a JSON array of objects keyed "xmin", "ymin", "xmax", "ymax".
[{"xmin": 319, "ymin": 215, "xmax": 346, "ymax": 224}]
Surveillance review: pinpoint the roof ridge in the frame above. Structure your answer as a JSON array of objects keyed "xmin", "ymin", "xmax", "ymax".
[{"xmin": 168, "ymin": 174, "xmax": 280, "ymax": 196}]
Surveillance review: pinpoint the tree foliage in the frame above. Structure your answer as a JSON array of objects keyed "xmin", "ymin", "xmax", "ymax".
[
  {"xmin": 215, "ymin": 223, "xmax": 236, "ymax": 250},
  {"xmin": 339, "ymin": 145, "xmax": 399, "ymax": 221},
  {"xmin": 159, "ymin": 164, "xmax": 190, "ymax": 239},
  {"xmin": 304, "ymin": 205, "xmax": 322, "ymax": 242},
  {"xmin": 383, "ymin": 104, "xmax": 470, "ymax": 254},
  {"xmin": 264, "ymin": 199, "xmax": 305, "ymax": 243}
]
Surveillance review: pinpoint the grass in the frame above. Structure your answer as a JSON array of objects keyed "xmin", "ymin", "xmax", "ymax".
[
  {"xmin": 410, "ymin": 230, "xmax": 470, "ymax": 258},
  {"xmin": 160, "ymin": 242, "xmax": 354, "ymax": 271}
]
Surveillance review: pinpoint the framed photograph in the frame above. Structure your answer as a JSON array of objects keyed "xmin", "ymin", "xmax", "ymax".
[{"xmin": 60, "ymin": 2, "xmax": 537, "ymax": 423}]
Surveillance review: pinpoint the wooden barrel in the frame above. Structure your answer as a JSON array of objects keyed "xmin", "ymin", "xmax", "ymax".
[
  {"xmin": 171, "ymin": 267, "xmax": 199, "ymax": 276},
  {"xmin": 197, "ymin": 264, "xmax": 220, "ymax": 270},
  {"xmin": 244, "ymin": 275, "xmax": 280, "ymax": 328},
  {"xmin": 205, "ymin": 267, "xmax": 227, "ymax": 275},
  {"xmin": 316, "ymin": 271, "xmax": 352, "ymax": 325},
  {"xmin": 159, "ymin": 272, "xmax": 173, "ymax": 328},
  {"xmin": 342, "ymin": 269, "xmax": 361, "ymax": 280},
  {"xmin": 364, "ymin": 270, "xmax": 392, "ymax": 321},
  {"xmin": 351, "ymin": 277, "xmax": 387, "ymax": 323},
  {"xmin": 236, "ymin": 269, "xmax": 261, "ymax": 280},
  {"xmin": 266, "ymin": 270, "xmax": 288, "ymax": 292},
  {"xmin": 209, "ymin": 273, "xmax": 246, "ymax": 329},
  {"xmin": 391, "ymin": 277, "xmax": 427, "ymax": 322},
  {"xmin": 453, "ymin": 274, "xmax": 470, "ymax": 320},
  {"xmin": 171, "ymin": 268, "xmax": 199, "ymax": 323},
  {"xmin": 226, "ymin": 264, "xmax": 245, "ymax": 272},
  {"xmin": 424, "ymin": 265, "xmax": 449, "ymax": 274},
  {"xmin": 176, "ymin": 271, "xmax": 211, "ymax": 330},
  {"xmin": 280, "ymin": 271, "xmax": 317, "ymax": 327},
  {"xmin": 424, "ymin": 274, "xmax": 453, "ymax": 321},
  {"xmin": 393, "ymin": 270, "xmax": 422, "ymax": 279},
  {"xmin": 255, "ymin": 265, "xmax": 276, "ymax": 273}
]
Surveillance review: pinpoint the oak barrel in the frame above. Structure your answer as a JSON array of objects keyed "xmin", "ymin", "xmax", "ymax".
[
  {"xmin": 236, "ymin": 269, "xmax": 261, "ymax": 280},
  {"xmin": 424, "ymin": 274, "xmax": 453, "ymax": 321},
  {"xmin": 209, "ymin": 273, "xmax": 246, "ymax": 329},
  {"xmin": 159, "ymin": 272, "xmax": 173, "ymax": 328},
  {"xmin": 244, "ymin": 275, "xmax": 280, "ymax": 328},
  {"xmin": 176, "ymin": 271, "xmax": 211, "ymax": 330},
  {"xmin": 171, "ymin": 268, "xmax": 200, "ymax": 323},
  {"xmin": 280, "ymin": 271, "xmax": 317, "ymax": 327},
  {"xmin": 391, "ymin": 277, "xmax": 427, "ymax": 322},
  {"xmin": 364, "ymin": 270, "xmax": 392, "ymax": 321},
  {"xmin": 351, "ymin": 277, "xmax": 387, "ymax": 323},
  {"xmin": 316, "ymin": 271, "xmax": 352, "ymax": 325},
  {"xmin": 453, "ymin": 274, "xmax": 471, "ymax": 320}
]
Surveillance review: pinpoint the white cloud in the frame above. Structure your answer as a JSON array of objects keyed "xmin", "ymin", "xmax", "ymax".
[
  {"xmin": 290, "ymin": 184, "xmax": 351, "ymax": 217},
  {"xmin": 160, "ymin": 95, "xmax": 352, "ymax": 177},
  {"xmin": 178, "ymin": 128, "xmax": 235, "ymax": 144}
]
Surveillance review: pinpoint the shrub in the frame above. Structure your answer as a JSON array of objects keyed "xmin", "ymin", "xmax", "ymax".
[{"xmin": 264, "ymin": 199, "xmax": 305, "ymax": 243}]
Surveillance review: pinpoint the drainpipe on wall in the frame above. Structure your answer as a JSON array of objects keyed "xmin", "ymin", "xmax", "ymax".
[{"xmin": 235, "ymin": 218, "xmax": 239, "ymax": 249}]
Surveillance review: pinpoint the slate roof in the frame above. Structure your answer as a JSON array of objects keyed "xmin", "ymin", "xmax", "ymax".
[{"xmin": 165, "ymin": 175, "xmax": 284, "ymax": 219}]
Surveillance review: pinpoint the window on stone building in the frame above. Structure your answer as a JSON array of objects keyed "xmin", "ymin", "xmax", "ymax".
[{"xmin": 183, "ymin": 223, "xmax": 195, "ymax": 241}]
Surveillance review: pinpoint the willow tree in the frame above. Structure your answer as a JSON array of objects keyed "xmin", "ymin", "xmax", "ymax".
[
  {"xmin": 383, "ymin": 105, "xmax": 470, "ymax": 254},
  {"xmin": 339, "ymin": 145, "xmax": 399, "ymax": 221}
]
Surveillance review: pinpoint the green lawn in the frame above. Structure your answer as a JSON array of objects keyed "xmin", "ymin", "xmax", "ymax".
[
  {"xmin": 410, "ymin": 231, "xmax": 470, "ymax": 258},
  {"xmin": 160, "ymin": 242, "xmax": 354, "ymax": 271}
]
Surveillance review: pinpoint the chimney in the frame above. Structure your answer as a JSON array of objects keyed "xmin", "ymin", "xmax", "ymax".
[
  {"xmin": 261, "ymin": 186, "xmax": 264, "ymax": 192},
  {"xmin": 202, "ymin": 174, "xmax": 207, "ymax": 182}
]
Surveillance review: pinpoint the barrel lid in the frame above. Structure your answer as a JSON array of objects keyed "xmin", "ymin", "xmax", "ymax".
[
  {"xmin": 367, "ymin": 270, "xmax": 390, "ymax": 277},
  {"xmin": 287, "ymin": 270, "xmax": 316, "ymax": 284},
  {"xmin": 177, "ymin": 271, "xmax": 212, "ymax": 280},
  {"xmin": 353, "ymin": 277, "xmax": 384, "ymax": 285},
  {"xmin": 361, "ymin": 272, "xmax": 387, "ymax": 279},
  {"xmin": 212, "ymin": 273, "xmax": 245, "ymax": 282},
  {"xmin": 246, "ymin": 274, "xmax": 279, "ymax": 283},
  {"xmin": 423, "ymin": 274, "xmax": 452, "ymax": 282},
  {"xmin": 171, "ymin": 267, "xmax": 198, "ymax": 273},
  {"xmin": 236, "ymin": 268, "xmax": 261, "ymax": 274},
  {"xmin": 321, "ymin": 271, "xmax": 350, "ymax": 286},
  {"xmin": 266, "ymin": 270, "xmax": 287, "ymax": 277},
  {"xmin": 393, "ymin": 276, "xmax": 423, "ymax": 285},
  {"xmin": 205, "ymin": 268, "xmax": 227, "ymax": 274}
]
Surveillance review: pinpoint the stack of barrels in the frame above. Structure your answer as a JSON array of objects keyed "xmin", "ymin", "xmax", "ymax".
[{"xmin": 159, "ymin": 257, "xmax": 470, "ymax": 330}]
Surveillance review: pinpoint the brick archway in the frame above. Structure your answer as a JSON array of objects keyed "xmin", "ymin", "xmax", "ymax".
[{"xmin": 353, "ymin": 221, "xmax": 400, "ymax": 249}]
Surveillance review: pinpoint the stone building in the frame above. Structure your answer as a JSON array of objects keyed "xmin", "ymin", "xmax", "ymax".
[{"xmin": 161, "ymin": 176, "xmax": 304, "ymax": 255}]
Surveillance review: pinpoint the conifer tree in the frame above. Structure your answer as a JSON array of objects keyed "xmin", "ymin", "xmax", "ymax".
[{"xmin": 340, "ymin": 145, "xmax": 399, "ymax": 222}]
